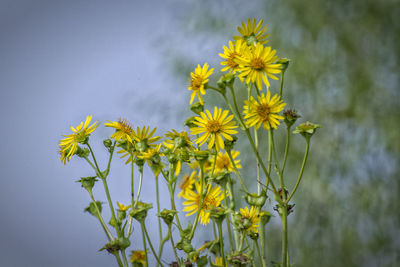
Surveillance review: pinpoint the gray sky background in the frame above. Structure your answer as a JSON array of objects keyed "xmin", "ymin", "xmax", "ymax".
[{"xmin": 0, "ymin": 1, "xmax": 196, "ymax": 266}]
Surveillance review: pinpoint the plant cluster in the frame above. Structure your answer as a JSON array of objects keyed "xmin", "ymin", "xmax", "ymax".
[{"xmin": 59, "ymin": 18, "xmax": 321, "ymax": 267}]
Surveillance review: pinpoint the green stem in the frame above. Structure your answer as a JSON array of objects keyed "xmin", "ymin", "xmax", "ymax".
[
  {"xmin": 223, "ymin": 183, "xmax": 234, "ymax": 252},
  {"xmin": 114, "ymin": 253, "xmax": 124, "ymax": 267},
  {"xmin": 254, "ymin": 127, "xmax": 261, "ymax": 194},
  {"xmin": 155, "ymin": 177, "xmax": 163, "ymax": 267},
  {"xmin": 131, "ymin": 157, "xmax": 135, "ymax": 208},
  {"xmin": 226, "ymin": 149, "xmax": 249, "ymax": 193},
  {"xmin": 217, "ymin": 221, "xmax": 226, "ymax": 266},
  {"xmin": 101, "ymin": 177, "xmax": 120, "ymax": 236},
  {"xmin": 287, "ymin": 139, "xmax": 310, "ymax": 202},
  {"xmin": 244, "ymin": 128, "xmax": 278, "ymax": 194},
  {"xmin": 271, "ymin": 131, "xmax": 285, "ymax": 191},
  {"xmin": 279, "ymin": 71, "xmax": 285, "ymax": 96},
  {"xmin": 227, "ymin": 180, "xmax": 240, "ymax": 250},
  {"xmin": 141, "ymin": 222, "xmax": 165, "ymax": 267},
  {"xmin": 88, "ymin": 191, "xmax": 113, "ymax": 241},
  {"xmin": 259, "ymin": 224, "xmax": 267, "ymax": 267},
  {"xmin": 121, "ymin": 250, "xmax": 129, "ymax": 267},
  {"xmin": 212, "ymin": 221, "xmax": 218, "ymax": 240},
  {"xmin": 267, "ymin": 131, "xmax": 272, "ymax": 177},
  {"xmin": 167, "ymin": 164, "xmax": 183, "ymax": 231},
  {"xmin": 87, "ymin": 143, "xmax": 102, "ymax": 177},
  {"xmin": 141, "ymin": 222, "xmax": 148, "ymax": 267},
  {"xmin": 255, "ymin": 239, "xmax": 264, "ymax": 267},
  {"xmin": 134, "ymin": 168, "xmax": 144, "ymax": 208},
  {"xmin": 281, "ymin": 126, "xmax": 291, "ymax": 175},
  {"xmin": 281, "ymin": 205, "xmax": 288, "ymax": 267},
  {"xmin": 168, "ymin": 225, "xmax": 180, "ymax": 264},
  {"xmin": 189, "ymin": 161, "xmax": 205, "ymax": 240}
]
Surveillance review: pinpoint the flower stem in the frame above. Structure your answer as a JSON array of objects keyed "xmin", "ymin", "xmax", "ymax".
[
  {"xmin": 168, "ymin": 225, "xmax": 180, "ymax": 264},
  {"xmin": 281, "ymin": 205, "xmax": 288, "ymax": 267},
  {"xmin": 281, "ymin": 126, "xmax": 291, "ymax": 175},
  {"xmin": 155, "ymin": 177, "xmax": 163, "ymax": 267},
  {"xmin": 226, "ymin": 149, "xmax": 249, "ymax": 194},
  {"xmin": 217, "ymin": 221, "xmax": 226, "ymax": 266},
  {"xmin": 88, "ymin": 190, "xmax": 113, "ymax": 241},
  {"xmin": 279, "ymin": 71, "xmax": 285, "ymax": 97},
  {"xmin": 121, "ymin": 250, "xmax": 129, "ymax": 267},
  {"xmin": 134, "ymin": 168, "xmax": 144, "ymax": 208},
  {"xmin": 167, "ymin": 164, "xmax": 183, "ymax": 231},
  {"xmin": 189, "ymin": 161, "xmax": 205, "ymax": 240},
  {"xmin": 141, "ymin": 222, "xmax": 148, "ymax": 267},
  {"xmin": 141, "ymin": 221, "xmax": 165, "ymax": 267},
  {"xmin": 287, "ymin": 139, "xmax": 310, "ymax": 203}
]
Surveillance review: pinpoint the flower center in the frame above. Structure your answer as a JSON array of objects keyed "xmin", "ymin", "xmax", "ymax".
[
  {"xmin": 206, "ymin": 120, "xmax": 222, "ymax": 133},
  {"xmin": 227, "ymin": 53, "xmax": 239, "ymax": 69},
  {"xmin": 118, "ymin": 119, "xmax": 133, "ymax": 134},
  {"xmin": 216, "ymin": 155, "xmax": 231, "ymax": 170},
  {"xmin": 256, "ymin": 104, "xmax": 270, "ymax": 121},
  {"xmin": 191, "ymin": 76, "xmax": 203, "ymax": 91},
  {"xmin": 251, "ymin": 58, "xmax": 265, "ymax": 70}
]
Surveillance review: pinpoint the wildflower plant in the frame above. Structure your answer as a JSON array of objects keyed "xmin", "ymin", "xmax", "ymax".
[{"xmin": 59, "ymin": 18, "xmax": 321, "ymax": 267}]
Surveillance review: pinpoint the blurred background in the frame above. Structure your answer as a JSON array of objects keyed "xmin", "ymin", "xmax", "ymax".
[{"xmin": 0, "ymin": 0, "xmax": 398, "ymax": 266}]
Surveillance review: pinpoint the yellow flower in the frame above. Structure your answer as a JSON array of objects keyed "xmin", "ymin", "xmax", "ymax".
[
  {"xmin": 188, "ymin": 63, "xmax": 214, "ymax": 105},
  {"xmin": 132, "ymin": 126, "xmax": 161, "ymax": 150},
  {"xmin": 237, "ymin": 42, "xmax": 281, "ymax": 90},
  {"xmin": 239, "ymin": 206, "xmax": 260, "ymax": 233},
  {"xmin": 130, "ymin": 250, "xmax": 147, "ymax": 266},
  {"xmin": 219, "ymin": 40, "xmax": 246, "ymax": 73},
  {"xmin": 234, "ymin": 18, "xmax": 269, "ymax": 45},
  {"xmin": 117, "ymin": 202, "xmax": 131, "ymax": 211},
  {"xmin": 210, "ymin": 150, "xmax": 241, "ymax": 174},
  {"xmin": 191, "ymin": 107, "xmax": 238, "ymax": 151},
  {"xmin": 104, "ymin": 118, "xmax": 133, "ymax": 142},
  {"xmin": 182, "ymin": 182, "xmax": 224, "ymax": 225},
  {"xmin": 138, "ymin": 144, "xmax": 164, "ymax": 176},
  {"xmin": 243, "ymin": 90, "xmax": 286, "ymax": 130},
  {"xmin": 178, "ymin": 171, "xmax": 197, "ymax": 198},
  {"xmin": 164, "ymin": 129, "xmax": 194, "ymax": 150},
  {"xmin": 58, "ymin": 115, "xmax": 99, "ymax": 163}
]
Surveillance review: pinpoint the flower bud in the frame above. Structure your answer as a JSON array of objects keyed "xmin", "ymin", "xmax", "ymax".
[
  {"xmin": 159, "ymin": 209, "xmax": 177, "ymax": 225},
  {"xmin": 130, "ymin": 202, "xmax": 153, "ymax": 222},
  {"xmin": 190, "ymin": 102, "xmax": 204, "ymax": 115},
  {"xmin": 244, "ymin": 190, "xmax": 267, "ymax": 208},
  {"xmin": 117, "ymin": 210, "xmax": 127, "ymax": 221},
  {"xmin": 227, "ymin": 252, "xmax": 251, "ymax": 266},
  {"xmin": 293, "ymin": 121, "xmax": 321, "ymax": 140},
  {"xmin": 210, "ymin": 206, "xmax": 227, "ymax": 223},
  {"xmin": 75, "ymin": 146, "xmax": 90, "ymax": 158},
  {"xmin": 224, "ymin": 135, "xmax": 238, "ymax": 151},
  {"xmin": 193, "ymin": 150, "xmax": 210, "ymax": 163},
  {"xmin": 103, "ymin": 139, "xmax": 112, "ymax": 148},
  {"xmin": 76, "ymin": 176, "xmax": 98, "ymax": 192},
  {"xmin": 283, "ymin": 109, "xmax": 300, "ymax": 128},
  {"xmin": 276, "ymin": 58, "xmax": 290, "ymax": 72},
  {"xmin": 84, "ymin": 201, "xmax": 102, "ymax": 218},
  {"xmin": 259, "ymin": 210, "xmax": 272, "ymax": 226},
  {"xmin": 184, "ymin": 117, "xmax": 197, "ymax": 128}
]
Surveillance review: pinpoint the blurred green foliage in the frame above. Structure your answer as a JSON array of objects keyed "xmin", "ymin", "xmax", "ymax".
[{"xmin": 163, "ymin": 0, "xmax": 400, "ymax": 266}]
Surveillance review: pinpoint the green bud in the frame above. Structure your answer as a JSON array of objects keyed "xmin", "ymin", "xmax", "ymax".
[
  {"xmin": 190, "ymin": 102, "xmax": 204, "ymax": 115},
  {"xmin": 179, "ymin": 222, "xmax": 193, "ymax": 239},
  {"xmin": 196, "ymin": 256, "xmax": 209, "ymax": 267},
  {"xmin": 178, "ymin": 149, "xmax": 191, "ymax": 163},
  {"xmin": 76, "ymin": 176, "xmax": 98, "ymax": 192},
  {"xmin": 210, "ymin": 206, "xmax": 227, "ymax": 223},
  {"xmin": 283, "ymin": 109, "xmax": 300, "ymax": 128},
  {"xmin": 184, "ymin": 117, "xmax": 197, "ymax": 128},
  {"xmin": 130, "ymin": 202, "xmax": 153, "ymax": 222},
  {"xmin": 224, "ymin": 135, "xmax": 238, "ymax": 151},
  {"xmin": 227, "ymin": 252, "xmax": 251, "ymax": 267},
  {"xmin": 244, "ymin": 190, "xmax": 267, "ymax": 207},
  {"xmin": 118, "ymin": 237, "xmax": 130, "ymax": 249},
  {"xmin": 276, "ymin": 58, "xmax": 290, "ymax": 72},
  {"xmin": 117, "ymin": 210, "xmax": 127, "ymax": 221},
  {"xmin": 159, "ymin": 209, "xmax": 177, "ymax": 225},
  {"xmin": 193, "ymin": 150, "xmax": 209, "ymax": 162},
  {"xmin": 259, "ymin": 210, "xmax": 272, "ymax": 226},
  {"xmin": 75, "ymin": 146, "xmax": 90, "ymax": 158},
  {"xmin": 99, "ymin": 239, "xmax": 120, "ymax": 254},
  {"xmin": 248, "ymin": 231, "xmax": 259, "ymax": 240},
  {"xmin": 109, "ymin": 216, "xmax": 119, "ymax": 228},
  {"xmin": 103, "ymin": 139, "xmax": 112, "ymax": 148},
  {"xmin": 293, "ymin": 121, "xmax": 321, "ymax": 140},
  {"xmin": 135, "ymin": 141, "xmax": 148, "ymax": 152},
  {"xmin": 84, "ymin": 201, "xmax": 102, "ymax": 218},
  {"xmin": 212, "ymin": 171, "xmax": 230, "ymax": 186}
]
